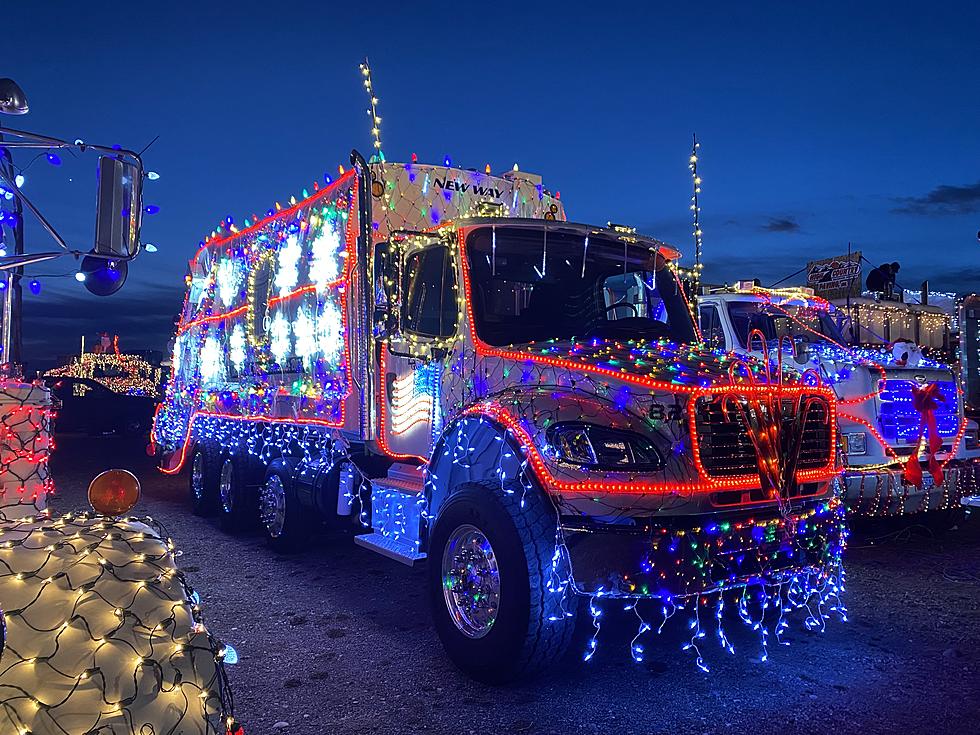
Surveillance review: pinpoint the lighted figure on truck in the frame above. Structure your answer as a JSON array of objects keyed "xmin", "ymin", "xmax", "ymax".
[{"xmin": 153, "ymin": 154, "xmax": 845, "ymax": 680}]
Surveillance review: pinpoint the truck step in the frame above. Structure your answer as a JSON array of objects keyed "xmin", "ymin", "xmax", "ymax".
[
  {"xmin": 354, "ymin": 532, "xmax": 426, "ymax": 566},
  {"xmin": 961, "ymin": 495, "xmax": 980, "ymax": 509},
  {"xmin": 355, "ymin": 469, "xmax": 427, "ymax": 566}
]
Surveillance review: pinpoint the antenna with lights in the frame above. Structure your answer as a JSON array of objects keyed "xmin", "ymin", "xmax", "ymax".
[
  {"xmin": 359, "ymin": 59, "xmax": 384, "ymax": 163},
  {"xmin": 689, "ymin": 134, "xmax": 703, "ymax": 291}
]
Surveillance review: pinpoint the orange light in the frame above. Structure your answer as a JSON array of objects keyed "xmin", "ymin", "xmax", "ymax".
[{"xmin": 88, "ymin": 469, "xmax": 141, "ymax": 516}]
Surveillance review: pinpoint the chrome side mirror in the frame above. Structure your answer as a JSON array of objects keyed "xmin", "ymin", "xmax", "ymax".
[{"xmin": 94, "ymin": 156, "xmax": 143, "ymax": 259}]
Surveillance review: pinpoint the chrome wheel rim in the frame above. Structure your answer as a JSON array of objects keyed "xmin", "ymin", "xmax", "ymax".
[
  {"xmin": 441, "ymin": 524, "xmax": 500, "ymax": 639},
  {"xmin": 219, "ymin": 459, "xmax": 234, "ymax": 514},
  {"xmin": 259, "ymin": 475, "xmax": 286, "ymax": 538},
  {"xmin": 191, "ymin": 451, "xmax": 205, "ymax": 502}
]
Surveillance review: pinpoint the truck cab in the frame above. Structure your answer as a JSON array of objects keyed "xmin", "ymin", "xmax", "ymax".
[
  {"xmin": 698, "ymin": 286, "xmax": 979, "ymax": 517},
  {"xmin": 154, "ymin": 157, "xmax": 845, "ymax": 681}
]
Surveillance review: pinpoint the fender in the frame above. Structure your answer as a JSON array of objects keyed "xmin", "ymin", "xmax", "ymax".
[
  {"xmin": 426, "ymin": 412, "xmax": 536, "ymax": 526},
  {"xmin": 265, "ymin": 455, "xmax": 304, "ymax": 499}
]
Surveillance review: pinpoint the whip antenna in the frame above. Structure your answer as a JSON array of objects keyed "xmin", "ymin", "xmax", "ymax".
[
  {"xmin": 689, "ymin": 133, "xmax": 703, "ymax": 292},
  {"xmin": 359, "ymin": 59, "xmax": 385, "ymax": 163}
]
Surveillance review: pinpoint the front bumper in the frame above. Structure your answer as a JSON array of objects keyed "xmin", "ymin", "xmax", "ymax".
[
  {"xmin": 843, "ymin": 459, "xmax": 979, "ymax": 516},
  {"xmin": 561, "ymin": 497, "xmax": 846, "ymax": 598}
]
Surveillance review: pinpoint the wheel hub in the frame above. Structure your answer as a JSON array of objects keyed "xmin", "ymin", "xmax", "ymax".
[
  {"xmin": 441, "ymin": 524, "xmax": 500, "ymax": 639},
  {"xmin": 191, "ymin": 451, "xmax": 204, "ymax": 501},
  {"xmin": 219, "ymin": 459, "xmax": 234, "ymax": 513},
  {"xmin": 259, "ymin": 475, "xmax": 286, "ymax": 538}
]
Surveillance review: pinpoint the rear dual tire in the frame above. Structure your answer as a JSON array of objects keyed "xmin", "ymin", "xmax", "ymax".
[
  {"xmin": 217, "ymin": 454, "xmax": 253, "ymax": 533},
  {"xmin": 189, "ymin": 445, "xmax": 220, "ymax": 516},
  {"xmin": 189, "ymin": 444, "xmax": 254, "ymax": 530},
  {"xmin": 259, "ymin": 464, "xmax": 312, "ymax": 552}
]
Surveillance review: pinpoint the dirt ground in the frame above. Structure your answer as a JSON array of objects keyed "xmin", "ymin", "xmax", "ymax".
[{"xmin": 48, "ymin": 434, "xmax": 980, "ymax": 735}]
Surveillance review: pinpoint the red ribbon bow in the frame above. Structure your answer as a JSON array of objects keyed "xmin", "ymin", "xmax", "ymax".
[{"xmin": 903, "ymin": 382, "xmax": 944, "ymax": 488}]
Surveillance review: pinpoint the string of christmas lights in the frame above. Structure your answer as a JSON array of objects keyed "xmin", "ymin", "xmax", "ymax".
[
  {"xmin": 45, "ymin": 352, "xmax": 162, "ymax": 399},
  {"xmin": 0, "ymin": 510, "xmax": 238, "ymax": 734},
  {"xmin": 0, "ymin": 383, "xmax": 54, "ymax": 509},
  {"xmin": 0, "ymin": 379, "xmax": 239, "ymax": 733}
]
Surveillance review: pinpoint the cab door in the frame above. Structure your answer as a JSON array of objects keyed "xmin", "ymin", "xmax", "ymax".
[{"xmin": 379, "ymin": 242, "xmax": 458, "ymax": 461}]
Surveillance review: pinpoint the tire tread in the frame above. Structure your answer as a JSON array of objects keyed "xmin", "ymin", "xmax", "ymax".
[{"xmin": 449, "ymin": 479, "xmax": 575, "ymax": 680}]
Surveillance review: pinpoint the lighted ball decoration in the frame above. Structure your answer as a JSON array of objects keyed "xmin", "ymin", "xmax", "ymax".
[{"xmin": 0, "ymin": 512, "xmax": 237, "ymax": 733}]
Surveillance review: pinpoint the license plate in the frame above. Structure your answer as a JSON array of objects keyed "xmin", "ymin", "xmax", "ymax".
[{"xmin": 920, "ymin": 473, "xmax": 935, "ymax": 491}]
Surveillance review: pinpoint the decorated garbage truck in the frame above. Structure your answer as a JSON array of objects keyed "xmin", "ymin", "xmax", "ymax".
[
  {"xmin": 153, "ymin": 153, "xmax": 846, "ymax": 681},
  {"xmin": 698, "ymin": 285, "xmax": 979, "ymax": 517}
]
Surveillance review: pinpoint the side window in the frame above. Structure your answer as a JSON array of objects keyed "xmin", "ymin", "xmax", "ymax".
[
  {"xmin": 699, "ymin": 305, "xmax": 724, "ymax": 349},
  {"xmin": 401, "ymin": 246, "xmax": 458, "ymax": 338}
]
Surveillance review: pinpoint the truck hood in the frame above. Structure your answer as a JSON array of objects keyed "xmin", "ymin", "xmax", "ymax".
[
  {"xmin": 499, "ymin": 339, "xmax": 768, "ymax": 392},
  {"xmin": 738, "ymin": 342, "xmax": 956, "ymax": 392},
  {"xmin": 795, "ymin": 342, "xmax": 953, "ymax": 376},
  {"xmin": 470, "ymin": 338, "xmax": 838, "ymax": 518}
]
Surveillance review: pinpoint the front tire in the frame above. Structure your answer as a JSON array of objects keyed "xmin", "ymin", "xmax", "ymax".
[{"xmin": 428, "ymin": 481, "xmax": 576, "ymax": 683}]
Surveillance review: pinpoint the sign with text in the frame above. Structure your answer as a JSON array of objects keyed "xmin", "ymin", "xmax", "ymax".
[{"xmin": 806, "ymin": 252, "xmax": 862, "ymax": 300}]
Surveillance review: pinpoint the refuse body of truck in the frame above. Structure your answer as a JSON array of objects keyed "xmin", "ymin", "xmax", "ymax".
[
  {"xmin": 0, "ymin": 381, "xmax": 239, "ymax": 734},
  {"xmin": 698, "ymin": 285, "xmax": 980, "ymax": 519},
  {"xmin": 152, "ymin": 153, "xmax": 846, "ymax": 681}
]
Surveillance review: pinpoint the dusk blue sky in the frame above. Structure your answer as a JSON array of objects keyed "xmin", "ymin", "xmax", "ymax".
[{"xmin": 4, "ymin": 1, "xmax": 979, "ymax": 369}]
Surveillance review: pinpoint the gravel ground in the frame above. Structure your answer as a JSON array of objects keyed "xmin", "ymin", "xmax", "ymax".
[{"xmin": 49, "ymin": 434, "xmax": 980, "ymax": 735}]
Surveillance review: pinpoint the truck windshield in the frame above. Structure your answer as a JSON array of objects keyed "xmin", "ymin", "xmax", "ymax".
[
  {"xmin": 727, "ymin": 300, "xmax": 845, "ymax": 347},
  {"xmin": 464, "ymin": 226, "xmax": 698, "ymax": 346}
]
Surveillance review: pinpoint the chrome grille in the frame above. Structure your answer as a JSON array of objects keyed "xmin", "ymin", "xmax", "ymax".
[{"xmin": 695, "ymin": 396, "xmax": 832, "ymax": 478}]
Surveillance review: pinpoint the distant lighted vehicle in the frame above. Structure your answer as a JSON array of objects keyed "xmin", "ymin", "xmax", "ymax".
[
  {"xmin": 44, "ymin": 376, "xmax": 156, "ymax": 436},
  {"xmin": 44, "ymin": 336, "xmax": 162, "ymax": 436},
  {"xmin": 699, "ymin": 285, "xmax": 980, "ymax": 519}
]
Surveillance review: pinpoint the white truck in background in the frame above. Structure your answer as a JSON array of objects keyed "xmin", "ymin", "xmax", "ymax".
[{"xmin": 698, "ymin": 285, "xmax": 980, "ymax": 519}]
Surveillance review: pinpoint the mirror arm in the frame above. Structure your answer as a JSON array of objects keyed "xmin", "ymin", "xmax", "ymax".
[
  {"xmin": 0, "ymin": 252, "xmax": 65, "ymax": 271},
  {"xmin": 0, "ymin": 127, "xmax": 144, "ymax": 174},
  {"xmin": 0, "ymin": 168, "xmax": 70, "ymax": 251}
]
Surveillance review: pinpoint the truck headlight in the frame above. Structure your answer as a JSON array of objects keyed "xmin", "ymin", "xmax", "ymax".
[
  {"xmin": 546, "ymin": 423, "xmax": 663, "ymax": 471},
  {"xmin": 965, "ymin": 429, "xmax": 978, "ymax": 451},
  {"xmin": 842, "ymin": 431, "xmax": 867, "ymax": 456}
]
